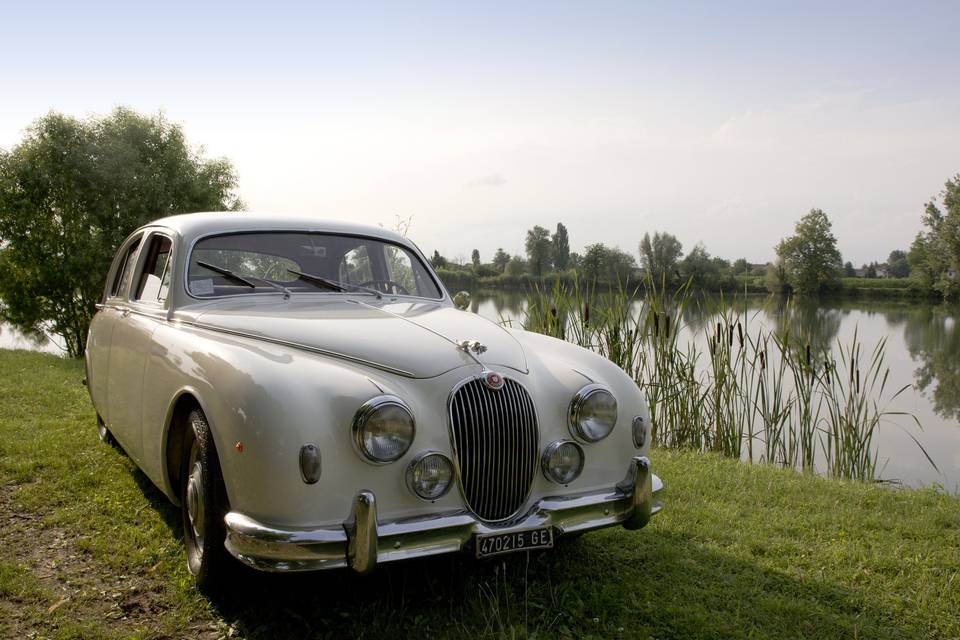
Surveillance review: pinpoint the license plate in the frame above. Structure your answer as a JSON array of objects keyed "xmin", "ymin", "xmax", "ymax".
[{"xmin": 475, "ymin": 527, "xmax": 553, "ymax": 558}]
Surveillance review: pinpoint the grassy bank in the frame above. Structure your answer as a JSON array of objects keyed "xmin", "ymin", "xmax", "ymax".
[{"xmin": 1, "ymin": 350, "xmax": 958, "ymax": 639}]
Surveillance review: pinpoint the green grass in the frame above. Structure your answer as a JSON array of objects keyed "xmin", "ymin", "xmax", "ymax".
[{"xmin": 1, "ymin": 350, "xmax": 958, "ymax": 639}]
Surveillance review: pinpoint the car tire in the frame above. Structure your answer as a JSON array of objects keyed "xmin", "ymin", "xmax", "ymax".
[
  {"xmin": 180, "ymin": 408, "xmax": 231, "ymax": 590},
  {"xmin": 96, "ymin": 414, "xmax": 115, "ymax": 445}
]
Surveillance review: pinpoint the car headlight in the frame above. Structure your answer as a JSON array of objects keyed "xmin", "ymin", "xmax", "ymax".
[
  {"xmin": 352, "ymin": 395, "xmax": 415, "ymax": 463},
  {"xmin": 569, "ymin": 384, "xmax": 618, "ymax": 442},
  {"xmin": 406, "ymin": 451, "xmax": 454, "ymax": 500},
  {"xmin": 541, "ymin": 440, "xmax": 584, "ymax": 484}
]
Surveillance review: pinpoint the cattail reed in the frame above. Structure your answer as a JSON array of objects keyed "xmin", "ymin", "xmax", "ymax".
[{"xmin": 519, "ymin": 276, "xmax": 930, "ymax": 482}]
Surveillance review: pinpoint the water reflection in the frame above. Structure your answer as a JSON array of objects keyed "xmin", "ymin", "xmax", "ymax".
[{"xmin": 903, "ymin": 306, "xmax": 960, "ymax": 422}]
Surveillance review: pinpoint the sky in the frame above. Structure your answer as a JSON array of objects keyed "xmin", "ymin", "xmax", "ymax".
[{"xmin": 1, "ymin": 1, "xmax": 958, "ymax": 266}]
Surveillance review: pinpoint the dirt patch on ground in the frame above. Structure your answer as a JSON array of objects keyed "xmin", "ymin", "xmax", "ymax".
[{"xmin": 0, "ymin": 484, "xmax": 223, "ymax": 639}]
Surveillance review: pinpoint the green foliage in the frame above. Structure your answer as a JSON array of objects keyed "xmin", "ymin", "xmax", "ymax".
[
  {"xmin": 470, "ymin": 248, "xmax": 480, "ymax": 268},
  {"xmin": 909, "ymin": 175, "xmax": 960, "ymax": 300},
  {"xmin": 491, "ymin": 247, "xmax": 510, "ymax": 273},
  {"xmin": 524, "ymin": 225, "xmax": 553, "ymax": 277},
  {"xmin": 578, "ymin": 243, "xmax": 636, "ymax": 284},
  {"xmin": 732, "ymin": 257, "xmax": 749, "ymax": 275},
  {"xmin": 844, "ymin": 261, "xmax": 856, "ymax": 277},
  {"xmin": 887, "ymin": 250, "xmax": 909, "ymax": 278},
  {"xmin": 551, "ymin": 222, "xmax": 570, "ymax": 271},
  {"xmin": 765, "ymin": 259, "xmax": 790, "ymax": 294},
  {"xmin": 0, "ymin": 108, "xmax": 241, "ymax": 356},
  {"xmin": 429, "ymin": 249, "xmax": 448, "ymax": 269},
  {"xmin": 504, "ymin": 255, "xmax": 527, "ymax": 277},
  {"xmin": 775, "ymin": 208, "xmax": 843, "ymax": 295},
  {"xmin": 679, "ymin": 243, "xmax": 732, "ymax": 290},
  {"xmin": 639, "ymin": 231, "xmax": 683, "ymax": 285}
]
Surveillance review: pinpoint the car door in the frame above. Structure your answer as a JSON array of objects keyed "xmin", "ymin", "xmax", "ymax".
[
  {"xmin": 88, "ymin": 233, "xmax": 143, "ymax": 428},
  {"xmin": 106, "ymin": 230, "xmax": 174, "ymax": 463}
]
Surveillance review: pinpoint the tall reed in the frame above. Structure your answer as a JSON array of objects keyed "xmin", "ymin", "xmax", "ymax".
[{"xmin": 520, "ymin": 278, "xmax": 934, "ymax": 482}]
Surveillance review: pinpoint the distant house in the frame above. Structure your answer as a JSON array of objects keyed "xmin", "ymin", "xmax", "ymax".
[
  {"xmin": 875, "ymin": 265, "xmax": 889, "ymax": 278},
  {"xmin": 853, "ymin": 268, "xmax": 869, "ymax": 278}
]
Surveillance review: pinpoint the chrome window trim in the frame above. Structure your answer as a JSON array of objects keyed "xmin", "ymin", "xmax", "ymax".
[
  {"xmin": 104, "ymin": 231, "xmax": 146, "ymax": 303},
  {"xmin": 568, "ymin": 383, "xmax": 618, "ymax": 443},
  {"xmin": 128, "ymin": 229, "xmax": 176, "ymax": 310},
  {"xmin": 351, "ymin": 394, "xmax": 416, "ymax": 465},
  {"xmin": 181, "ymin": 229, "xmax": 447, "ymax": 304}
]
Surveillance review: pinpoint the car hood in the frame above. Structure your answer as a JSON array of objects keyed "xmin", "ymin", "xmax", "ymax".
[{"xmin": 185, "ymin": 297, "xmax": 527, "ymax": 378}]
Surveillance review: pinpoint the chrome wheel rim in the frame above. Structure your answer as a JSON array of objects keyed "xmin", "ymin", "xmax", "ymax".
[
  {"xmin": 97, "ymin": 418, "xmax": 108, "ymax": 441},
  {"xmin": 185, "ymin": 446, "xmax": 206, "ymax": 553}
]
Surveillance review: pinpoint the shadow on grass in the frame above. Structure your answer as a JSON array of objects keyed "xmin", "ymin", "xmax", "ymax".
[
  {"xmin": 183, "ymin": 529, "xmax": 912, "ymax": 640},
  {"xmin": 124, "ymin": 460, "xmax": 914, "ymax": 639}
]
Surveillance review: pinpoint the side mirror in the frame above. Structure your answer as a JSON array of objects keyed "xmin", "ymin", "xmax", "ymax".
[{"xmin": 453, "ymin": 291, "xmax": 471, "ymax": 310}]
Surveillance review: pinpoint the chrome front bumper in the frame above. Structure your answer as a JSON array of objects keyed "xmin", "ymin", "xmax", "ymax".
[{"xmin": 224, "ymin": 456, "xmax": 664, "ymax": 573}]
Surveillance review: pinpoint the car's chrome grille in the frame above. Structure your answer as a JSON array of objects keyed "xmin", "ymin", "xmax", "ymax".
[{"xmin": 448, "ymin": 376, "xmax": 539, "ymax": 522}]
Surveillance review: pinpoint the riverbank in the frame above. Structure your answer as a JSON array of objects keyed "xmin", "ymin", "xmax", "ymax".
[
  {"xmin": 437, "ymin": 271, "xmax": 936, "ymax": 300},
  {"xmin": 1, "ymin": 350, "xmax": 958, "ymax": 638}
]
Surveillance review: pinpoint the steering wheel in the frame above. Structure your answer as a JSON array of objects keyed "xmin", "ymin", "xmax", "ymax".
[{"xmin": 359, "ymin": 279, "xmax": 410, "ymax": 295}]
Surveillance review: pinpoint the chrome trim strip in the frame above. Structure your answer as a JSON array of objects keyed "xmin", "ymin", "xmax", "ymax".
[{"xmin": 223, "ymin": 456, "xmax": 664, "ymax": 573}]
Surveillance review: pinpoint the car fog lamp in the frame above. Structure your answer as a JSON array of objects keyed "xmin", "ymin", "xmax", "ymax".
[
  {"xmin": 632, "ymin": 416, "xmax": 647, "ymax": 448},
  {"xmin": 541, "ymin": 440, "xmax": 585, "ymax": 485},
  {"xmin": 569, "ymin": 384, "xmax": 618, "ymax": 442},
  {"xmin": 299, "ymin": 443, "xmax": 322, "ymax": 484},
  {"xmin": 352, "ymin": 395, "xmax": 415, "ymax": 463},
  {"xmin": 406, "ymin": 452, "xmax": 454, "ymax": 500}
]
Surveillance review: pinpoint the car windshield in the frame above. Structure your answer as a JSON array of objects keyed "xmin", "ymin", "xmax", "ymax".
[{"xmin": 188, "ymin": 232, "xmax": 443, "ymax": 299}]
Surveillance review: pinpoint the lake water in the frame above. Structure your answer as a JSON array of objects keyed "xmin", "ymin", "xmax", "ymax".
[
  {"xmin": 4, "ymin": 294, "xmax": 957, "ymax": 490},
  {"xmin": 469, "ymin": 290, "xmax": 960, "ymax": 492}
]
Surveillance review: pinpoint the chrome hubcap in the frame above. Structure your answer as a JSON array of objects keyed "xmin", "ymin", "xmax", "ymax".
[{"xmin": 185, "ymin": 458, "xmax": 206, "ymax": 551}]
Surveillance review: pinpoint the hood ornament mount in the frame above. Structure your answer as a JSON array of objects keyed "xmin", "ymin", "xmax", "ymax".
[{"xmin": 456, "ymin": 340, "xmax": 487, "ymax": 355}]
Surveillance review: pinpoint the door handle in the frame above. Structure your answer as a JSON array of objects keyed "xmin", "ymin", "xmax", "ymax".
[{"xmin": 120, "ymin": 308, "xmax": 131, "ymax": 318}]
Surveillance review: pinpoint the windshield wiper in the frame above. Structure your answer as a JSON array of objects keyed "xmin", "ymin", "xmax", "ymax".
[
  {"xmin": 286, "ymin": 269, "xmax": 382, "ymax": 299},
  {"xmin": 197, "ymin": 260, "xmax": 292, "ymax": 299}
]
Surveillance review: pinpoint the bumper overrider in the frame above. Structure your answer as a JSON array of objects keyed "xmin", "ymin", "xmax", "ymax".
[{"xmin": 224, "ymin": 456, "xmax": 664, "ymax": 573}]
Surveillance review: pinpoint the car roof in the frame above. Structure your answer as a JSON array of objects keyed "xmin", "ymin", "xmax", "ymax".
[{"xmin": 141, "ymin": 212, "xmax": 410, "ymax": 246}]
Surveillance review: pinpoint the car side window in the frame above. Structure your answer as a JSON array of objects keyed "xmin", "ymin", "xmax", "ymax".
[
  {"xmin": 134, "ymin": 235, "xmax": 173, "ymax": 304},
  {"xmin": 340, "ymin": 245, "xmax": 374, "ymax": 284},
  {"xmin": 384, "ymin": 245, "xmax": 418, "ymax": 293},
  {"xmin": 109, "ymin": 236, "xmax": 143, "ymax": 299}
]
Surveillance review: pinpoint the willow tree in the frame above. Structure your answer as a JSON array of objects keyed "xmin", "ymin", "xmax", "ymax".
[{"xmin": 0, "ymin": 108, "xmax": 242, "ymax": 357}]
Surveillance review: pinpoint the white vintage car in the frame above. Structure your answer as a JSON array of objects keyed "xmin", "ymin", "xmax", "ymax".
[{"xmin": 85, "ymin": 213, "xmax": 663, "ymax": 586}]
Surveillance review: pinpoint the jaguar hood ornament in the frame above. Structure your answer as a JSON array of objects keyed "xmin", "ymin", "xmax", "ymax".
[{"xmin": 457, "ymin": 339, "xmax": 488, "ymax": 355}]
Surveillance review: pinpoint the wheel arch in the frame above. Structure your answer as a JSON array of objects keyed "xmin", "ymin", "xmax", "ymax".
[{"xmin": 162, "ymin": 387, "xmax": 215, "ymax": 506}]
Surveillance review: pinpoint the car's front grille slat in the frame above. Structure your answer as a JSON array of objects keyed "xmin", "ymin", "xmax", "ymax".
[{"xmin": 449, "ymin": 376, "xmax": 539, "ymax": 522}]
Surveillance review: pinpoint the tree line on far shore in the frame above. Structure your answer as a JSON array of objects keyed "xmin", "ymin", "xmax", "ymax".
[
  {"xmin": 433, "ymin": 177, "xmax": 960, "ymax": 300},
  {"xmin": 0, "ymin": 106, "xmax": 957, "ymax": 357}
]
